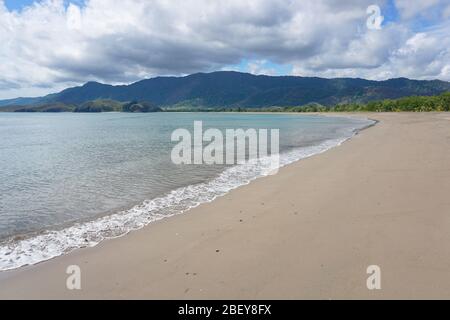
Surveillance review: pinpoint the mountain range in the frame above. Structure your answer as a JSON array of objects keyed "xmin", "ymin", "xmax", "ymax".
[{"xmin": 1, "ymin": 71, "xmax": 450, "ymax": 109}]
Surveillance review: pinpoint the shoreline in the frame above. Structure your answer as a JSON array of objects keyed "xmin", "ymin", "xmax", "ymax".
[
  {"xmin": 0, "ymin": 113, "xmax": 373, "ymax": 272},
  {"xmin": 1, "ymin": 112, "xmax": 450, "ymax": 299}
]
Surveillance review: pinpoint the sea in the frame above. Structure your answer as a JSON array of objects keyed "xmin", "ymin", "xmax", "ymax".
[{"xmin": 0, "ymin": 112, "xmax": 374, "ymax": 270}]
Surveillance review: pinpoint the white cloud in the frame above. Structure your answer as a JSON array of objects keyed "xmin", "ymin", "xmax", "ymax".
[
  {"xmin": 389, "ymin": 24, "xmax": 450, "ymax": 80},
  {"xmin": 0, "ymin": 0, "xmax": 449, "ymax": 99},
  {"xmin": 293, "ymin": 21, "xmax": 450, "ymax": 81},
  {"xmin": 66, "ymin": 3, "xmax": 82, "ymax": 31}
]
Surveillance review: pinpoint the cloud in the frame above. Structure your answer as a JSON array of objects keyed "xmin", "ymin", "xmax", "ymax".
[
  {"xmin": 0, "ymin": 0, "xmax": 449, "ymax": 99},
  {"xmin": 294, "ymin": 21, "xmax": 450, "ymax": 81},
  {"xmin": 389, "ymin": 23, "xmax": 450, "ymax": 80}
]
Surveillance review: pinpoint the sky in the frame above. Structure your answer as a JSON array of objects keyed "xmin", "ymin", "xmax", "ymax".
[{"xmin": 0, "ymin": 0, "xmax": 449, "ymax": 99}]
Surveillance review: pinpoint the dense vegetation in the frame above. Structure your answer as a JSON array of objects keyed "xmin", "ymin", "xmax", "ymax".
[
  {"xmin": 180, "ymin": 92, "xmax": 450, "ymax": 113},
  {"xmin": 285, "ymin": 92, "xmax": 450, "ymax": 112},
  {"xmin": 1, "ymin": 72, "xmax": 449, "ymax": 109}
]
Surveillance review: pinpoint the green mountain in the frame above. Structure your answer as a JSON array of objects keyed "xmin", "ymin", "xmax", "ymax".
[{"xmin": 1, "ymin": 72, "xmax": 450, "ymax": 109}]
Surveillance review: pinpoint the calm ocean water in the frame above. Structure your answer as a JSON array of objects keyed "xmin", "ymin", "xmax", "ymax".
[{"xmin": 0, "ymin": 112, "xmax": 374, "ymax": 270}]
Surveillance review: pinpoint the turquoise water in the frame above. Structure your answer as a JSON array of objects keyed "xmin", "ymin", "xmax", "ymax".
[{"xmin": 0, "ymin": 112, "xmax": 373, "ymax": 270}]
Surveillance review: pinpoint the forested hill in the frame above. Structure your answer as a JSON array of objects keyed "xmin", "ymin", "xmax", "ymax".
[{"xmin": 1, "ymin": 71, "xmax": 450, "ymax": 109}]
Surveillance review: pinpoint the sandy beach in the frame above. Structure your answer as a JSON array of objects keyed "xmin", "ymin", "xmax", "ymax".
[{"xmin": 1, "ymin": 112, "xmax": 450, "ymax": 299}]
